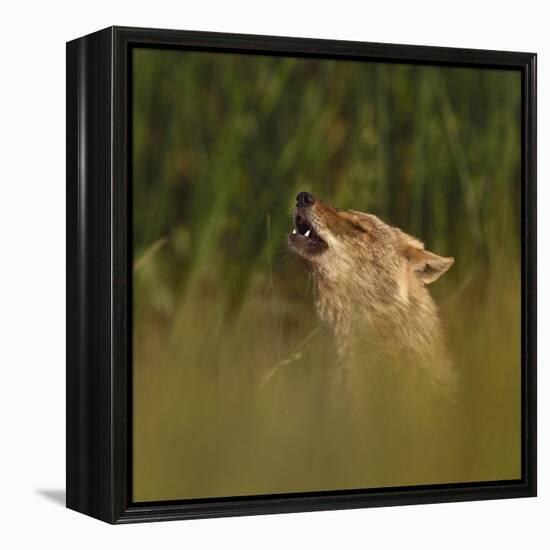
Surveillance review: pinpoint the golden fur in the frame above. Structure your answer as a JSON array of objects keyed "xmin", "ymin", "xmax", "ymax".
[{"xmin": 288, "ymin": 192, "xmax": 455, "ymax": 388}]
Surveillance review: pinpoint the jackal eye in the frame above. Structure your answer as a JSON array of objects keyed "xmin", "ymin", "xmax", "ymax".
[{"xmin": 348, "ymin": 221, "xmax": 369, "ymax": 234}]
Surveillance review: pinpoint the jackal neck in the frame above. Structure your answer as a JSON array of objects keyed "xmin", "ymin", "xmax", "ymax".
[{"xmin": 313, "ymin": 271, "xmax": 449, "ymax": 371}]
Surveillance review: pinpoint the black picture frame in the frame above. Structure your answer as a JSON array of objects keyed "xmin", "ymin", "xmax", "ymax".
[{"xmin": 66, "ymin": 26, "xmax": 537, "ymax": 524}]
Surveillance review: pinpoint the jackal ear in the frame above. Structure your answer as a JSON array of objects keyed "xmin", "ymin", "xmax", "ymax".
[{"xmin": 404, "ymin": 245, "xmax": 454, "ymax": 285}]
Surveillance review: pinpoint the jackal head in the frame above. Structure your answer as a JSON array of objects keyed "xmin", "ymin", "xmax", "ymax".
[{"xmin": 288, "ymin": 191, "xmax": 454, "ymax": 296}]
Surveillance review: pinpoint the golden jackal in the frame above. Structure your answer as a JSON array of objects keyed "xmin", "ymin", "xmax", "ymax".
[{"xmin": 288, "ymin": 191, "xmax": 455, "ymax": 388}]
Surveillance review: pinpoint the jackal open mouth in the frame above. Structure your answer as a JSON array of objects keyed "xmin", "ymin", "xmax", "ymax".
[{"xmin": 289, "ymin": 212, "xmax": 328, "ymax": 255}]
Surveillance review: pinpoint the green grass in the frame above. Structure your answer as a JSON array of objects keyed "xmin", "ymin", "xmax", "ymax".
[{"xmin": 131, "ymin": 49, "xmax": 522, "ymax": 501}]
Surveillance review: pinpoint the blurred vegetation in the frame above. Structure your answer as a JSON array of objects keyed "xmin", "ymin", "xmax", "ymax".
[{"xmin": 132, "ymin": 48, "xmax": 522, "ymax": 502}]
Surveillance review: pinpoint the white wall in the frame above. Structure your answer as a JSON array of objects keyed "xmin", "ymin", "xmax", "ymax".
[{"xmin": 0, "ymin": 1, "xmax": 546, "ymax": 547}]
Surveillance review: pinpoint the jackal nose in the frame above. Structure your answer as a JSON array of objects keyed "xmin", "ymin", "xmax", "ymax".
[{"xmin": 296, "ymin": 191, "xmax": 315, "ymax": 208}]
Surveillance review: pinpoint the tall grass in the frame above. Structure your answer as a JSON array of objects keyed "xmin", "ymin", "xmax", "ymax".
[{"xmin": 132, "ymin": 49, "xmax": 521, "ymax": 501}]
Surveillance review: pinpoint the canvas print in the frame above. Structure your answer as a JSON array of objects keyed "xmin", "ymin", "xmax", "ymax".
[{"xmin": 132, "ymin": 48, "xmax": 521, "ymax": 503}]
